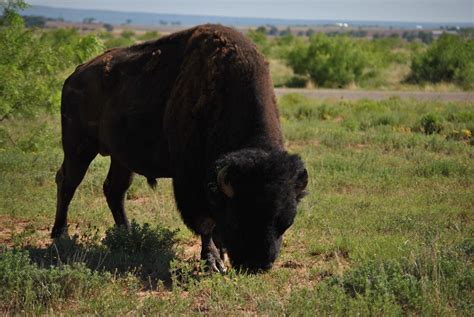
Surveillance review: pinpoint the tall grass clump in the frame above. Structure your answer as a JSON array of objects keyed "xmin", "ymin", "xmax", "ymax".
[
  {"xmin": 416, "ymin": 113, "xmax": 444, "ymax": 135},
  {"xmin": 30, "ymin": 221, "xmax": 178, "ymax": 282},
  {"xmin": 0, "ymin": 248, "xmax": 108, "ymax": 313},
  {"xmin": 286, "ymin": 239, "xmax": 473, "ymax": 315}
]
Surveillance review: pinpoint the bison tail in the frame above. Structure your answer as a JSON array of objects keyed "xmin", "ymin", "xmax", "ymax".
[{"xmin": 147, "ymin": 178, "xmax": 157, "ymax": 189}]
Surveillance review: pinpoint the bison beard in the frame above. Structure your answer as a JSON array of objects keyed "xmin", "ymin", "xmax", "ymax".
[{"xmin": 51, "ymin": 24, "xmax": 308, "ymax": 273}]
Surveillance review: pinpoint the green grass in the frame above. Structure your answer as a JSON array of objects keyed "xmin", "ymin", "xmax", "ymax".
[{"xmin": 0, "ymin": 95, "xmax": 473, "ymax": 314}]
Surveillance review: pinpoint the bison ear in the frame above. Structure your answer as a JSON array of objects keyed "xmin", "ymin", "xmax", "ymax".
[{"xmin": 295, "ymin": 167, "xmax": 308, "ymax": 201}]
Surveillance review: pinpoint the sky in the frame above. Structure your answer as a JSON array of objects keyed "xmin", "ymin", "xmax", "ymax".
[{"xmin": 26, "ymin": 0, "xmax": 474, "ymax": 23}]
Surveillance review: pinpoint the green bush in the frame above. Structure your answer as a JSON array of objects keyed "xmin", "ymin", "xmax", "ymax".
[
  {"xmin": 0, "ymin": 248, "xmax": 108, "ymax": 313},
  {"xmin": 246, "ymin": 28, "xmax": 270, "ymax": 56},
  {"xmin": 120, "ymin": 30, "xmax": 135, "ymax": 39},
  {"xmin": 0, "ymin": 3, "xmax": 104, "ymax": 120},
  {"xmin": 137, "ymin": 30, "xmax": 160, "ymax": 41},
  {"xmin": 33, "ymin": 221, "xmax": 178, "ymax": 281},
  {"xmin": 408, "ymin": 34, "xmax": 474, "ymax": 88},
  {"xmin": 102, "ymin": 221, "xmax": 177, "ymax": 279},
  {"xmin": 417, "ymin": 113, "xmax": 444, "ymax": 134},
  {"xmin": 286, "ymin": 33, "xmax": 374, "ymax": 88},
  {"xmin": 285, "ymin": 75, "xmax": 308, "ymax": 88},
  {"xmin": 104, "ymin": 36, "xmax": 135, "ymax": 49}
]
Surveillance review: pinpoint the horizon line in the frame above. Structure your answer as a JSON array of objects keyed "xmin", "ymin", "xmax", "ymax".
[{"xmin": 20, "ymin": 4, "xmax": 474, "ymax": 26}]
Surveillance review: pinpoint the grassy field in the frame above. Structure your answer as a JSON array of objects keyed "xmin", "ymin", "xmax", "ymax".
[{"xmin": 0, "ymin": 95, "xmax": 473, "ymax": 315}]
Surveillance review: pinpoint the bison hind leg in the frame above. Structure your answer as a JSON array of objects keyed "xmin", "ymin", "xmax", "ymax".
[{"xmin": 52, "ymin": 150, "xmax": 97, "ymax": 238}]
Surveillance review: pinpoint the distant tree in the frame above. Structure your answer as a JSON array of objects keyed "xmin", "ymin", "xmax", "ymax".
[
  {"xmin": 83, "ymin": 17, "xmax": 96, "ymax": 24},
  {"xmin": 417, "ymin": 31, "xmax": 433, "ymax": 44},
  {"xmin": 373, "ymin": 33, "xmax": 383, "ymax": 39},
  {"xmin": 256, "ymin": 26, "xmax": 266, "ymax": 33},
  {"xmin": 125, "ymin": 18, "xmax": 132, "ymax": 25},
  {"xmin": 22, "ymin": 15, "xmax": 47, "ymax": 28},
  {"xmin": 305, "ymin": 29, "xmax": 315, "ymax": 37},
  {"xmin": 458, "ymin": 27, "xmax": 474, "ymax": 38},
  {"xmin": 279, "ymin": 27, "xmax": 291, "ymax": 37},
  {"xmin": 402, "ymin": 31, "xmax": 416, "ymax": 42},
  {"xmin": 267, "ymin": 25, "xmax": 278, "ymax": 36},
  {"xmin": 103, "ymin": 23, "xmax": 114, "ymax": 32}
]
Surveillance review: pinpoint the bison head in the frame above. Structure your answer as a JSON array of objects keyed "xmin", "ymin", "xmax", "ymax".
[{"xmin": 208, "ymin": 149, "xmax": 308, "ymax": 272}]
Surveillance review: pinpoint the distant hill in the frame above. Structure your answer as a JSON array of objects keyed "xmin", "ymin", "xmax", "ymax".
[{"xmin": 20, "ymin": 5, "xmax": 473, "ymax": 29}]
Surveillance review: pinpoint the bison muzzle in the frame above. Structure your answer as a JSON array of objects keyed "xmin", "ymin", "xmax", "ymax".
[{"xmin": 51, "ymin": 24, "xmax": 308, "ymax": 273}]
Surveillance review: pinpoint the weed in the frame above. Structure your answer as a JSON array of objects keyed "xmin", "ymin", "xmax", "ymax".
[
  {"xmin": 0, "ymin": 247, "xmax": 110, "ymax": 314},
  {"xmin": 417, "ymin": 113, "xmax": 444, "ymax": 135}
]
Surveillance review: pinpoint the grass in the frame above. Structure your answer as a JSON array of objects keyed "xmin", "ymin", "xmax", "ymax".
[{"xmin": 0, "ymin": 95, "xmax": 473, "ymax": 314}]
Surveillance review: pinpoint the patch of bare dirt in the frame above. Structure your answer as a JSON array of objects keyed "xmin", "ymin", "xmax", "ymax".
[
  {"xmin": 282, "ymin": 259, "xmax": 304, "ymax": 269},
  {"xmin": 0, "ymin": 215, "xmax": 51, "ymax": 248}
]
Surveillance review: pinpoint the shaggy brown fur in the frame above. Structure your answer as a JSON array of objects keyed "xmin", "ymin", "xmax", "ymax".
[{"xmin": 52, "ymin": 24, "xmax": 307, "ymax": 272}]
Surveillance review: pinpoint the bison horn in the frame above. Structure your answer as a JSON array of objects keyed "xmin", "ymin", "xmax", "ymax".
[{"xmin": 217, "ymin": 166, "xmax": 234, "ymax": 198}]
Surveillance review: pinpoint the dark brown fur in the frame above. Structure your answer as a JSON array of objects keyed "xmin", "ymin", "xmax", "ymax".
[{"xmin": 52, "ymin": 25, "xmax": 307, "ymax": 272}]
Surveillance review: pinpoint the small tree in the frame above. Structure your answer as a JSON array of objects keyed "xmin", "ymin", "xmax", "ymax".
[
  {"xmin": 286, "ymin": 33, "xmax": 370, "ymax": 88},
  {"xmin": 408, "ymin": 34, "xmax": 474, "ymax": 88},
  {"xmin": 247, "ymin": 28, "xmax": 270, "ymax": 56},
  {"xmin": 0, "ymin": 1, "xmax": 104, "ymax": 120}
]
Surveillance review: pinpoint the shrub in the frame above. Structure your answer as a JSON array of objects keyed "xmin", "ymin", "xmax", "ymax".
[
  {"xmin": 284, "ymin": 75, "xmax": 308, "ymax": 88},
  {"xmin": 104, "ymin": 36, "xmax": 134, "ymax": 49},
  {"xmin": 120, "ymin": 30, "xmax": 135, "ymax": 39},
  {"xmin": 417, "ymin": 113, "xmax": 444, "ymax": 134},
  {"xmin": 0, "ymin": 3, "xmax": 104, "ymax": 120},
  {"xmin": 246, "ymin": 28, "xmax": 270, "ymax": 56},
  {"xmin": 138, "ymin": 30, "xmax": 160, "ymax": 41},
  {"xmin": 408, "ymin": 34, "xmax": 474, "ymax": 88},
  {"xmin": 0, "ymin": 248, "xmax": 108, "ymax": 313},
  {"xmin": 102, "ymin": 221, "xmax": 177, "ymax": 279},
  {"xmin": 286, "ymin": 33, "xmax": 374, "ymax": 88},
  {"xmin": 28, "ymin": 221, "xmax": 178, "ymax": 282},
  {"xmin": 278, "ymin": 94, "xmax": 315, "ymax": 121}
]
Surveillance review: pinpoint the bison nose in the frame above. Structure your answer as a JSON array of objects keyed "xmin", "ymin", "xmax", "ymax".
[
  {"xmin": 260, "ymin": 261, "xmax": 274, "ymax": 271},
  {"xmin": 242, "ymin": 261, "xmax": 274, "ymax": 273}
]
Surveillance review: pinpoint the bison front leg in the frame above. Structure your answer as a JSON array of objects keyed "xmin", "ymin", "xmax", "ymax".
[
  {"xmin": 201, "ymin": 233, "xmax": 226, "ymax": 273},
  {"xmin": 103, "ymin": 158, "xmax": 134, "ymax": 229}
]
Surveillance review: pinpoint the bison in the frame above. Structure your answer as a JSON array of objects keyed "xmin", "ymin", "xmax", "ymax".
[{"xmin": 51, "ymin": 24, "xmax": 308, "ymax": 272}]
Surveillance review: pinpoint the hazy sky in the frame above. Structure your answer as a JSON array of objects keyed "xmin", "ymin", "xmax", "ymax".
[{"xmin": 27, "ymin": 0, "xmax": 474, "ymax": 23}]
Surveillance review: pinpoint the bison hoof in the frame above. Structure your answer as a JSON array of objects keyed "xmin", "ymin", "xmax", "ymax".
[
  {"xmin": 51, "ymin": 225, "xmax": 68, "ymax": 239},
  {"xmin": 203, "ymin": 251, "xmax": 227, "ymax": 274}
]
